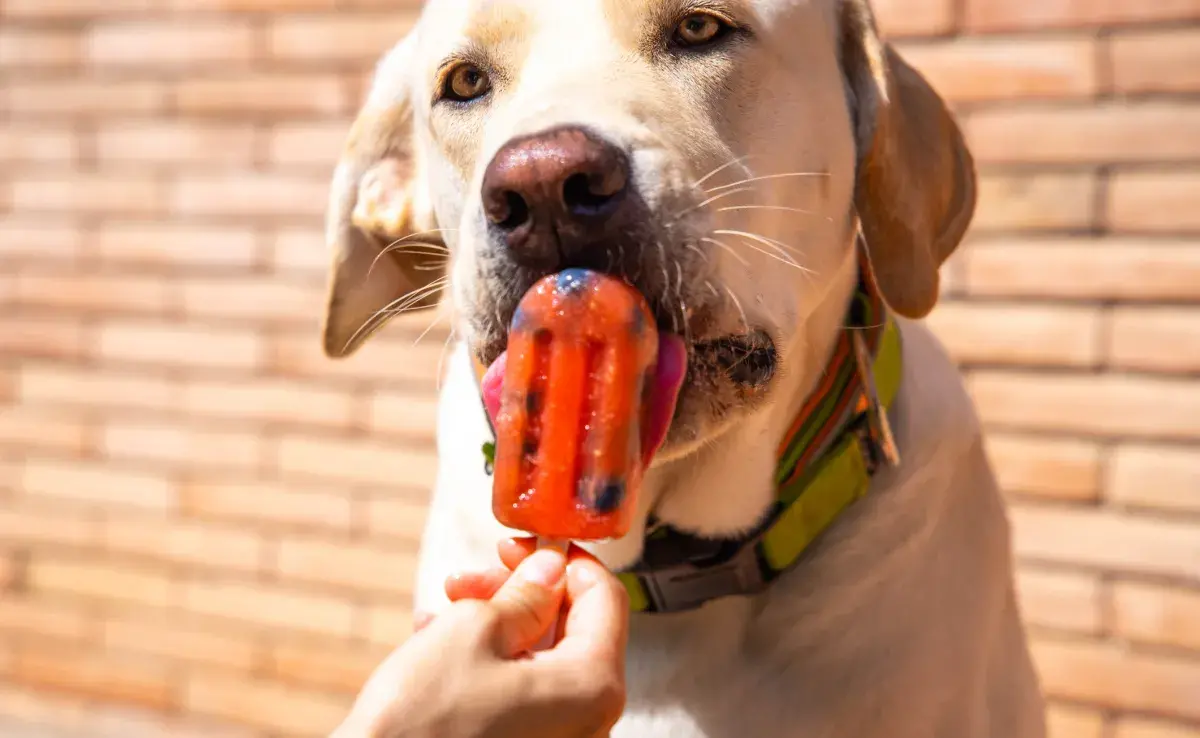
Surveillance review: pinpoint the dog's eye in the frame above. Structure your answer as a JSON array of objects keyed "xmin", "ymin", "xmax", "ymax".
[
  {"xmin": 673, "ymin": 12, "xmax": 732, "ymax": 47},
  {"xmin": 443, "ymin": 63, "xmax": 491, "ymax": 103}
]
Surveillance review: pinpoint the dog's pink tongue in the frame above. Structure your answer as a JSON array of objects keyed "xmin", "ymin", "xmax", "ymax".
[{"xmin": 480, "ymin": 334, "xmax": 687, "ymax": 467}]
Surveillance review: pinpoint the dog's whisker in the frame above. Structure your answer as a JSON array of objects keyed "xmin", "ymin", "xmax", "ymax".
[
  {"xmin": 672, "ymin": 187, "xmax": 756, "ymax": 222},
  {"xmin": 705, "ymin": 171, "xmax": 830, "ymax": 194},
  {"xmin": 342, "ymin": 275, "xmax": 447, "ymax": 356},
  {"xmin": 705, "ymin": 280, "xmax": 720, "ymax": 301},
  {"xmin": 722, "ymin": 284, "xmax": 750, "ymax": 335},
  {"xmin": 673, "ymin": 259, "xmax": 691, "ymax": 345},
  {"xmin": 413, "ymin": 308, "xmax": 447, "ymax": 347},
  {"xmin": 713, "ymin": 227, "xmax": 808, "ymax": 260},
  {"xmin": 436, "ymin": 327, "xmax": 457, "ymax": 393},
  {"xmin": 713, "ymin": 229, "xmax": 813, "ymax": 274},
  {"xmin": 716, "ymin": 205, "xmax": 817, "ymax": 217},
  {"xmin": 699, "ymin": 236, "xmax": 751, "ymax": 268},
  {"xmin": 368, "ymin": 238, "xmax": 451, "ymax": 278},
  {"xmin": 684, "ymin": 241, "xmax": 709, "ymax": 265},
  {"xmin": 693, "ymin": 154, "xmax": 756, "ymax": 188}
]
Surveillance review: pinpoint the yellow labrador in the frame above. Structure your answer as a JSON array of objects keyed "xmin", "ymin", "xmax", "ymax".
[{"xmin": 321, "ymin": 0, "xmax": 1047, "ymax": 735}]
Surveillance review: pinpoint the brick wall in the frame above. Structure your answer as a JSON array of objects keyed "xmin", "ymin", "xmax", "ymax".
[{"xmin": 0, "ymin": 1, "xmax": 1197, "ymax": 737}]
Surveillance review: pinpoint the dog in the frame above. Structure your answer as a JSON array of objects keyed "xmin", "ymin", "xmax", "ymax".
[{"xmin": 320, "ymin": 0, "xmax": 1047, "ymax": 735}]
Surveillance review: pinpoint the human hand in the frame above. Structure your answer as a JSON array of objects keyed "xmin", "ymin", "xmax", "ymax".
[{"xmin": 332, "ymin": 539, "xmax": 629, "ymax": 738}]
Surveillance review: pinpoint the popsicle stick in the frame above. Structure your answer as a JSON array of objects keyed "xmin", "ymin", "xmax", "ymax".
[{"xmin": 532, "ymin": 536, "xmax": 570, "ymax": 652}]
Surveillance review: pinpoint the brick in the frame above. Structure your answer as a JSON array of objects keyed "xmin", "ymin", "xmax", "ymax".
[
  {"xmin": 96, "ymin": 121, "xmax": 255, "ymax": 165},
  {"xmin": 0, "ymin": 125, "xmax": 77, "ymax": 163},
  {"xmin": 2, "ymin": 0, "xmax": 152, "ymax": 16},
  {"xmin": 170, "ymin": 173, "xmax": 330, "ymax": 220},
  {"xmin": 363, "ymin": 603, "xmax": 414, "ymax": 646},
  {"xmin": 6, "ymin": 80, "xmax": 165, "ymax": 116},
  {"xmin": 0, "ymin": 595, "xmax": 90, "ymax": 642},
  {"xmin": 970, "ymin": 372, "xmax": 1200, "ymax": 439},
  {"xmin": 0, "ymin": 221, "xmax": 80, "ymax": 261},
  {"xmin": 1011, "ymin": 506, "xmax": 1200, "ymax": 581},
  {"xmin": 364, "ymin": 495, "xmax": 429, "ymax": 540},
  {"xmin": 965, "ymin": 0, "xmax": 1200, "ymax": 31},
  {"xmin": 1110, "ymin": 444, "xmax": 1200, "ymax": 514},
  {"xmin": 973, "ymin": 172, "xmax": 1096, "ymax": 232},
  {"xmin": 1032, "ymin": 637, "xmax": 1200, "ymax": 721},
  {"xmin": 103, "ymin": 612, "xmax": 259, "ymax": 671},
  {"xmin": 898, "ymin": 37, "xmax": 1096, "ymax": 103},
  {"xmin": 967, "ymin": 103, "xmax": 1200, "ymax": 165},
  {"xmin": 0, "ymin": 406, "xmax": 89, "ymax": 454},
  {"xmin": 1115, "ymin": 718, "xmax": 1200, "ymax": 738},
  {"xmin": 985, "ymin": 433, "xmax": 1101, "ymax": 501},
  {"xmin": 182, "ymin": 478, "xmax": 353, "ymax": 532},
  {"xmin": 1110, "ymin": 171, "xmax": 1200, "ymax": 233},
  {"xmin": 10, "ymin": 173, "xmax": 162, "ymax": 215},
  {"xmin": 1109, "ymin": 308, "xmax": 1200, "ymax": 374},
  {"xmin": 28, "ymin": 556, "xmax": 176, "ymax": 608},
  {"xmin": 267, "ymin": 641, "xmax": 388, "ymax": 693},
  {"xmin": 926, "ymin": 302, "xmax": 1100, "ymax": 367},
  {"xmin": 1113, "ymin": 582, "xmax": 1200, "ymax": 651},
  {"xmin": 963, "ymin": 239, "xmax": 1200, "ymax": 302},
  {"xmin": 184, "ymin": 580, "xmax": 356, "ymax": 638},
  {"xmin": 0, "ymin": 29, "xmax": 80, "ymax": 69},
  {"xmin": 183, "ymin": 674, "xmax": 347, "ymax": 736},
  {"xmin": 102, "ymin": 421, "xmax": 263, "ymax": 473},
  {"xmin": 97, "ymin": 222, "xmax": 259, "ymax": 269},
  {"xmin": 368, "ymin": 388, "xmax": 440, "ymax": 438},
  {"xmin": 0, "ymin": 503, "xmax": 95, "ymax": 548},
  {"xmin": 176, "ymin": 0, "xmax": 337, "ymax": 8},
  {"xmin": 181, "ymin": 277, "xmax": 323, "ymax": 323},
  {"xmin": 270, "ymin": 228, "xmax": 329, "ymax": 272},
  {"xmin": 14, "ymin": 648, "xmax": 174, "ymax": 711},
  {"xmin": 274, "ymin": 535, "xmax": 418, "ymax": 595},
  {"xmin": 16, "ymin": 272, "xmax": 172, "ymax": 314},
  {"xmin": 176, "ymin": 74, "xmax": 346, "ymax": 116},
  {"xmin": 98, "ymin": 321, "xmax": 264, "ymax": 371},
  {"xmin": 0, "ymin": 315, "xmax": 85, "ymax": 360},
  {"xmin": 18, "ymin": 365, "xmax": 180, "ymax": 413},
  {"xmin": 276, "ymin": 435, "xmax": 437, "ymax": 488},
  {"xmin": 1112, "ymin": 28, "xmax": 1200, "ymax": 94},
  {"xmin": 270, "ymin": 331, "xmax": 447, "ymax": 387},
  {"xmin": 101, "ymin": 516, "xmax": 263, "ymax": 573},
  {"xmin": 22, "ymin": 459, "xmax": 176, "ymax": 512},
  {"xmin": 1047, "ymin": 704, "xmax": 1104, "ymax": 738},
  {"xmin": 268, "ymin": 14, "xmax": 418, "ymax": 62},
  {"xmin": 88, "ymin": 20, "xmax": 254, "ymax": 67},
  {"xmin": 1016, "ymin": 569, "xmax": 1102, "ymax": 633},
  {"xmin": 871, "ymin": 0, "xmax": 954, "ymax": 36},
  {"xmin": 267, "ymin": 122, "xmax": 350, "ymax": 167},
  {"xmin": 183, "ymin": 377, "xmax": 353, "ymax": 427}
]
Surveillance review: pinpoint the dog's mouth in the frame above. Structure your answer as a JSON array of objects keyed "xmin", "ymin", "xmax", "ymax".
[{"xmin": 475, "ymin": 279, "xmax": 778, "ymax": 463}]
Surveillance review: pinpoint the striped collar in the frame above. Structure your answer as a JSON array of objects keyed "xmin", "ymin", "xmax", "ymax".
[{"xmin": 473, "ymin": 243, "xmax": 904, "ymax": 613}]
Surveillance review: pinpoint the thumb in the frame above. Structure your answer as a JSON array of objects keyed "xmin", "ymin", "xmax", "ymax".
[{"xmin": 487, "ymin": 548, "xmax": 567, "ymax": 656}]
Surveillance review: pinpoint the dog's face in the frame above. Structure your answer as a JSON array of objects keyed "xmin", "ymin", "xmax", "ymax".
[{"xmin": 323, "ymin": 0, "xmax": 975, "ymax": 457}]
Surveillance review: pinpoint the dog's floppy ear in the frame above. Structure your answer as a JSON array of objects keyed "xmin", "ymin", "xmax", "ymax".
[
  {"xmin": 840, "ymin": 0, "xmax": 976, "ymax": 318},
  {"xmin": 322, "ymin": 33, "xmax": 445, "ymax": 358}
]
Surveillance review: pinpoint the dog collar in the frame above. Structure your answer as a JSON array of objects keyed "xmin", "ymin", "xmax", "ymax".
[{"xmin": 470, "ymin": 242, "xmax": 903, "ymax": 614}]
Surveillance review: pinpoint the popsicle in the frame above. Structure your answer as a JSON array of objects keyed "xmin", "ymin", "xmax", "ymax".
[{"xmin": 490, "ymin": 269, "xmax": 660, "ymax": 541}]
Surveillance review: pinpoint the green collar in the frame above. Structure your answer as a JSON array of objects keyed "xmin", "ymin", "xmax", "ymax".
[{"xmin": 475, "ymin": 247, "xmax": 904, "ymax": 614}]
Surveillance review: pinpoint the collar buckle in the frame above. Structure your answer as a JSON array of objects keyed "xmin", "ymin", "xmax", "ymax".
[{"xmin": 626, "ymin": 539, "xmax": 766, "ymax": 613}]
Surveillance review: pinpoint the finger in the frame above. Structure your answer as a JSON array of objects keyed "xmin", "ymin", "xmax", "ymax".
[
  {"xmin": 549, "ymin": 556, "xmax": 629, "ymax": 662},
  {"xmin": 412, "ymin": 611, "xmax": 434, "ymax": 633},
  {"xmin": 486, "ymin": 548, "xmax": 567, "ymax": 656},
  {"xmin": 444, "ymin": 567, "xmax": 510, "ymax": 601},
  {"xmin": 498, "ymin": 537, "xmax": 537, "ymax": 570}
]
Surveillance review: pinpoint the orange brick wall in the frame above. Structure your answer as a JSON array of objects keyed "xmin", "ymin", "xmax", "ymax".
[{"xmin": 0, "ymin": 1, "xmax": 1197, "ymax": 737}]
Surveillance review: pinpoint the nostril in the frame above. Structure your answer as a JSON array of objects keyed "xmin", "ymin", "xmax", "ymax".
[
  {"xmin": 496, "ymin": 191, "xmax": 531, "ymax": 231},
  {"xmin": 563, "ymin": 171, "xmax": 625, "ymax": 217}
]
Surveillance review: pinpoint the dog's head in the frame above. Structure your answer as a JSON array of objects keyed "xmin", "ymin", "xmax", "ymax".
[{"xmin": 322, "ymin": 0, "xmax": 974, "ymax": 456}]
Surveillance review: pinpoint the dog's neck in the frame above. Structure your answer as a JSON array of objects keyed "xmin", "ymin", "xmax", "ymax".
[{"xmin": 592, "ymin": 247, "xmax": 862, "ymax": 571}]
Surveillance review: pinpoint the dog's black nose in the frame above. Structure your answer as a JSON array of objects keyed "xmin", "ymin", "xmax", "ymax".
[{"xmin": 481, "ymin": 126, "xmax": 631, "ymax": 270}]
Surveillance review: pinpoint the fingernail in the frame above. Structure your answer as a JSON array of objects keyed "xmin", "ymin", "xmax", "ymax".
[{"xmin": 520, "ymin": 550, "xmax": 566, "ymax": 588}]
